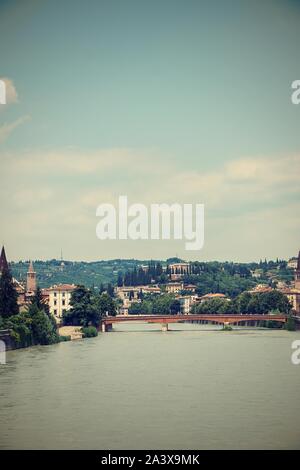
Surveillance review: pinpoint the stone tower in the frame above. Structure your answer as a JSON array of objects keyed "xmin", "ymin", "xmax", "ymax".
[
  {"xmin": 26, "ymin": 260, "xmax": 37, "ymax": 293},
  {"xmin": 295, "ymin": 251, "xmax": 300, "ymax": 290}
]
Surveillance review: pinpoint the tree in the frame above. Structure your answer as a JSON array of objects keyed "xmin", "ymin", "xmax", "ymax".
[
  {"xmin": 96, "ymin": 293, "xmax": 117, "ymax": 317},
  {"xmin": 107, "ymin": 283, "xmax": 114, "ymax": 297},
  {"xmin": 117, "ymin": 272, "xmax": 123, "ymax": 287},
  {"xmin": 28, "ymin": 303, "xmax": 59, "ymax": 345},
  {"xmin": 0, "ymin": 268, "xmax": 19, "ymax": 318},
  {"xmin": 30, "ymin": 286, "xmax": 49, "ymax": 314},
  {"xmin": 64, "ymin": 285, "xmax": 100, "ymax": 327},
  {"xmin": 63, "ymin": 286, "xmax": 116, "ymax": 326}
]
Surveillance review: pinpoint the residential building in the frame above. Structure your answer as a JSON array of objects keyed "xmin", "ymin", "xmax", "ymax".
[
  {"xmin": 281, "ymin": 251, "xmax": 300, "ymax": 315},
  {"xmin": 165, "ymin": 282, "xmax": 183, "ymax": 294},
  {"xmin": 48, "ymin": 284, "xmax": 76, "ymax": 323},
  {"xmin": 199, "ymin": 293, "xmax": 227, "ymax": 303}
]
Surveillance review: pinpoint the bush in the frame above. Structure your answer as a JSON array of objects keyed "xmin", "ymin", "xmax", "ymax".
[
  {"xmin": 59, "ymin": 335, "xmax": 71, "ymax": 342},
  {"xmin": 285, "ymin": 316, "xmax": 296, "ymax": 331},
  {"xmin": 81, "ymin": 326, "xmax": 98, "ymax": 338}
]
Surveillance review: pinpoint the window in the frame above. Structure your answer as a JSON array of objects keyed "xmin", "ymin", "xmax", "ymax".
[
  {"xmin": 62, "ymin": 292, "xmax": 65, "ymax": 297},
  {"xmin": 62, "ymin": 300, "xmax": 65, "ymax": 306},
  {"xmin": 54, "ymin": 309, "xmax": 57, "ymax": 315},
  {"xmin": 54, "ymin": 300, "xmax": 57, "ymax": 306},
  {"xmin": 54, "ymin": 292, "xmax": 57, "ymax": 297}
]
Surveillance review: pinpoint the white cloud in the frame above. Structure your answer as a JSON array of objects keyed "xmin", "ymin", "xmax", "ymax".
[
  {"xmin": 2, "ymin": 77, "xmax": 18, "ymax": 104},
  {"xmin": 0, "ymin": 115, "xmax": 30, "ymax": 143},
  {"xmin": 0, "ymin": 148, "xmax": 299, "ymax": 261}
]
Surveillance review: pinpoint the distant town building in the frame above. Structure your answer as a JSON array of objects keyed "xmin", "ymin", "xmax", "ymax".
[
  {"xmin": 165, "ymin": 282, "xmax": 183, "ymax": 294},
  {"xmin": 183, "ymin": 284, "xmax": 197, "ymax": 293},
  {"xmin": 287, "ymin": 257, "xmax": 298, "ymax": 270},
  {"xmin": 115, "ymin": 286, "xmax": 140, "ymax": 302},
  {"xmin": 248, "ymin": 284, "xmax": 273, "ymax": 294},
  {"xmin": 250, "ymin": 269, "xmax": 263, "ymax": 278},
  {"xmin": 281, "ymin": 251, "xmax": 300, "ymax": 315},
  {"xmin": 26, "ymin": 261, "xmax": 37, "ymax": 295},
  {"xmin": 169, "ymin": 262, "xmax": 191, "ymax": 281},
  {"xmin": 47, "ymin": 284, "xmax": 76, "ymax": 323},
  {"xmin": 178, "ymin": 295, "xmax": 198, "ymax": 314},
  {"xmin": 199, "ymin": 293, "xmax": 227, "ymax": 303}
]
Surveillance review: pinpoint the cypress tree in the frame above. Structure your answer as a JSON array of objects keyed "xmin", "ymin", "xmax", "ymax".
[{"xmin": 0, "ymin": 268, "xmax": 19, "ymax": 318}]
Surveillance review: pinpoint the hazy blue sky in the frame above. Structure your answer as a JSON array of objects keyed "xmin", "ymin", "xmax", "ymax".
[{"xmin": 0, "ymin": 0, "xmax": 300, "ymax": 261}]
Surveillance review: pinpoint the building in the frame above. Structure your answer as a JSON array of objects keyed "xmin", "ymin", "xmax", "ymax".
[
  {"xmin": 115, "ymin": 285, "xmax": 161, "ymax": 315},
  {"xmin": 165, "ymin": 282, "xmax": 183, "ymax": 294},
  {"xmin": 115, "ymin": 286, "xmax": 140, "ymax": 302},
  {"xmin": 280, "ymin": 251, "xmax": 300, "ymax": 315},
  {"xmin": 287, "ymin": 257, "xmax": 298, "ymax": 270},
  {"xmin": 178, "ymin": 295, "xmax": 198, "ymax": 314},
  {"xmin": 26, "ymin": 260, "xmax": 37, "ymax": 295},
  {"xmin": 295, "ymin": 251, "xmax": 300, "ymax": 290},
  {"xmin": 199, "ymin": 293, "xmax": 227, "ymax": 303},
  {"xmin": 248, "ymin": 284, "xmax": 273, "ymax": 294},
  {"xmin": 48, "ymin": 284, "xmax": 76, "ymax": 323},
  {"xmin": 183, "ymin": 284, "xmax": 197, "ymax": 293},
  {"xmin": 168, "ymin": 262, "xmax": 191, "ymax": 280}
]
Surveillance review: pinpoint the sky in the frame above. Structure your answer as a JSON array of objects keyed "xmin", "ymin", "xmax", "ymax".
[{"xmin": 0, "ymin": 0, "xmax": 300, "ymax": 262}]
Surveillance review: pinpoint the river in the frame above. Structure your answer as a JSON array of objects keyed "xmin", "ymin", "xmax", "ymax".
[{"xmin": 0, "ymin": 323, "xmax": 300, "ymax": 449}]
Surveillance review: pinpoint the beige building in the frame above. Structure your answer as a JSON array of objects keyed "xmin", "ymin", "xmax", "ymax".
[
  {"xmin": 199, "ymin": 293, "xmax": 227, "ymax": 303},
  {"xmin": 169, "ymin": 262, "xmax": 191, "ymax": 280},
  {"xmin": 281, "ymin": 251, "xmax": 300, "ymax": 315},
  {"xmin": 179, "ymin": 295, "xmax": 198, "ymax": 314},
  {"xmin": 48, "ymin": 284, "xmax": 76, "ymax": 323},
  {"xmin": 165, "ymin": 282, "xmax": 183, "ymax": 294}
]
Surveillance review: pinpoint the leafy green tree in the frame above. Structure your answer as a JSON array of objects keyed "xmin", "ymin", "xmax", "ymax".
[
  {"xmin": 28, "ymin": 303, "xmax": 59, "ymax": 345},
  {"xmin": 5, "ymin": 312, "xmax": 33, "ymax": 347},
  {"xmin": 192, "ymin": 298, "xmax": 232, "ymax": 314},
  {"xmin": 107, "ymin": 283, "xmax": 114, "ymax": 297},
  {"xmin": 117, "ymin": 272, "xmax": 123, "ymax": 287},
  {"xmin": 0, "ymin": 268, "xmax": 19, "ymax": 318},
  {"xmin": 96, "ymin": 292, "xmax": 117, "ymax": 317},
  {"xmin": 64, "ymin": 286, "xmax": 116, "ymax": 326},
  {"xmin": 30, "ymin": 286, "xmax": 49, "ymax": 314},
  {"xmin": 64, "ymin": 285, "xmax": 101, "ymax": 327}
]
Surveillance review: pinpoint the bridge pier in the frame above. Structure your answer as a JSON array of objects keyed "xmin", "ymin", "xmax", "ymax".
[
  {"xmin": 161, "ymin": 323, "xmax": 169, "ymax": 332},
  {"xmin": 101, "ymin": 323, "xmax": 113, "ymax": 332}
]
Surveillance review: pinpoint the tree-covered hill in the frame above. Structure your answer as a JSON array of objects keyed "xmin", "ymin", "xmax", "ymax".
[{"xmin": 9, "ymin": 258, "xmax": 294, "ymax": 295}]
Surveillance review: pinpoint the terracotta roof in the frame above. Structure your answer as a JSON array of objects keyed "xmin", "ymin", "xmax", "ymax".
[
  {"xmin": 48, "ymin": 284, "xmax": 76, "ymax": 291},
  {"xmin": 201, "ymin": 293, "xmax": 226, "ymax": 299}
]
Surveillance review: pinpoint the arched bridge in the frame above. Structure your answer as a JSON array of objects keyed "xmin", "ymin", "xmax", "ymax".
[{"xmin": 100, "ymin": 314, "xmax": 287, "ymax": 332}]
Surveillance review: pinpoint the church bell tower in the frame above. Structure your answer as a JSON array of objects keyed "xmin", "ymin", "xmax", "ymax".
[{"xmin": 26, "ymin": 260, "xmax": 37, "ymax": 293}]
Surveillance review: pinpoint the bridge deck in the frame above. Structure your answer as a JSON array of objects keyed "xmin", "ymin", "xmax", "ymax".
[{"xmin": 102, "ymin": 314, "xmax": 287, "ymax": 325}]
